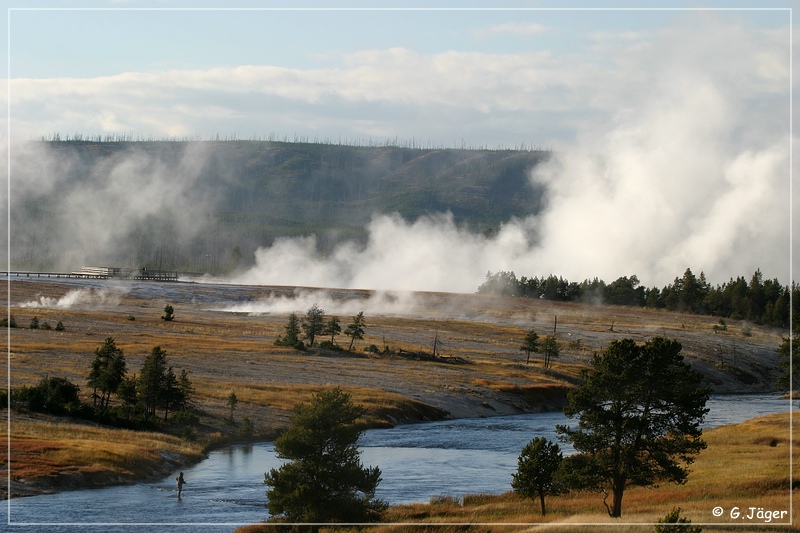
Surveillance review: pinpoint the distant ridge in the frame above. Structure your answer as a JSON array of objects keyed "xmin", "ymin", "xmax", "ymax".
[
  {"xmin": 11, "ymin": 140, "xmax": 549, "ymax": 274},
  {"xmin": 35, "ymin": 132, "xmax": 551, "ymax": 152}
]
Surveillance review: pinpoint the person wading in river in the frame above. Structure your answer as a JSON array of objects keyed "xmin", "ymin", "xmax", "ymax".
[{"xmin": 176, "ymin": 472, "xmax": 186, "ymax": 498}]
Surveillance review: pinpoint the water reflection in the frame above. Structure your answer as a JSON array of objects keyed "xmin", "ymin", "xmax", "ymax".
[{"xmin": 3, "ymin": 394, "xmax": 794, "ymax": 532}]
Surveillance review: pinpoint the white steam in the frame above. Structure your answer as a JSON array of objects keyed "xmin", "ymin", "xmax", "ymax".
[
  {"xmin": 217, "ymin": 288, "xmax": 424, "ymax": 318},
  {"xmin": 20, "ymin": 287, "xmax": 127, "ymax": 309},
  {"xmin": 233, "ymin": 19, "xmax": 792, "ymax": 291},
  {"xmin": 232, "ymin": 213, "xmax": 535, "ymax": 293},
  {"xmin": 4, "ymin": 140, "xmax": 219, "ymax": 270}
]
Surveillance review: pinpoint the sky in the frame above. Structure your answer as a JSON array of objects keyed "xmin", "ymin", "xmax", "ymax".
[{"xmin": 0, "ymin": 1, "xmax": 797, "ymax": 290}]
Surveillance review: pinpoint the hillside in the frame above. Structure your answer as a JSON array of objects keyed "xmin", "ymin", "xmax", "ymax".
[{"xmin": 9, "ymin": 141, "xmax": 548, "ymax": 273}]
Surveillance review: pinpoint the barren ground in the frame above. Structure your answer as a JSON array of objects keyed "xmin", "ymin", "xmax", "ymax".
[{"xmin": 3, "ymin": 277, "xmax": 784, "ymax": 430}]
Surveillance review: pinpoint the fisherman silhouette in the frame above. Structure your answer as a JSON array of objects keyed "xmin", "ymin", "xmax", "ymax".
[{"xmin": 176, "ymin": 472, "xmax": 186, "ymax": 498}]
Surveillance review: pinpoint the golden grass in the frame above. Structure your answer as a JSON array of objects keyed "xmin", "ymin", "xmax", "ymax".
[
  {"xmin": 197, "ymin": 380, "xmax": 446, "ymax": 428},
  {"xmin": 1, "ymin": 412, "xmax": 205, "ymax": 484}
]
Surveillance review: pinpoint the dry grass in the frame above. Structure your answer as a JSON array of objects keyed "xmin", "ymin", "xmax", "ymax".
[
  {"xmin": 198, "ymin": 380, "xmax": 446, "ymax": 426},
  {"xmin": 1, "ymin": 411, "xmax": 205, "ymax": 494}
]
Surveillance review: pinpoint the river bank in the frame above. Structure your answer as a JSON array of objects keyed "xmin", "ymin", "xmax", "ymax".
[
  {"xmin": 4, "ymin": 402, "xmax": 793, "ymax": 532},
  {"xmin": 236, "ymin": 411, "xmax": 797, "ymax": 533},
  {"xmin": 2, "ymin": 381, "xmax": 566, "ymax": 500},
  {"xmin": 2, "ymin": 278, "xmax": 787, "ymax": 501}
]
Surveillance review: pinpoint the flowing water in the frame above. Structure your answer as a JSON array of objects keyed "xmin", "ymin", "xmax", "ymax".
[{"xmin": 3, "ymin": 393, "xmax": 795, "ymax": 532}]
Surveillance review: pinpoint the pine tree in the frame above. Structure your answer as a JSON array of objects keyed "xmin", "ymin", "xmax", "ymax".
[
  {"xmin": 512, "ymin": 437, "xmax": 564, "ymax": 515},
  {"xmin": 345, "ymin": 312, "xmax": 367, "ymax": 351},
  {"xmin": 557, "ymin": 338, "xmax": 709, "ymax": 517},
  {"xmin": 177, "ymin": 369, "xmax": 195, "ymax": 411},
  {"xmin": 276, "ymin": 312, "xmax": 303, "ymax": 349},
  {"xmin": 139, "ymin": 346, "xmax": 168, "ymax": 419},
  {"xmin": 520, "ymin": 330, "xmax": 539, "ymax": 365},
  {"xmin": 542, "ymin": 335, "xmax": 560, "ymax": 369},
  {"xmin": 87, "ymin": 337, "xmax": 127, "ymax": 412},
  {"xmin": 265, "ymin": 388, "xmax": 386, "ymax": 528},
  {"xmin": 323, "ymin": 315, "xmax": 342, "ymax": 346},
  {"xmin": 302, "ymin": 304, "xmax": 325, "ymax": 347}
]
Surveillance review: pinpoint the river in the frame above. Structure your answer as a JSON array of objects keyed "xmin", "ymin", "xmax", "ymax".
[{"xmin": 2, "ymin": 393, "xmax": 794, "ymax": 532}]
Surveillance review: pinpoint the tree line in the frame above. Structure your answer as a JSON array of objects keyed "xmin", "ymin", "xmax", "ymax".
[
  {"xmin": 478, "ymin": 267, "xmax": 797, "ymax": 329},
  {"xmin": 11, "ymin": 337, "xmax": 196, "ymax": 430},
  {"xmin": 275, "ymin": 304, "xmax": 367, "ymax": 352},
  {"xmin": 39, "ymin": 134, "xmax": 551, "ymax": 152}
]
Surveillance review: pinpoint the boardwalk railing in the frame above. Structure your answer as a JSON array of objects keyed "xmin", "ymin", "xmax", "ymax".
[{"xmin": 3, "ymin": 267, "xmax": 180, "ymax": 281}]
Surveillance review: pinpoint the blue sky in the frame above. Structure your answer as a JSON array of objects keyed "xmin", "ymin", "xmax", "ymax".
[
  {"xmin": 1, "ymin": 1, "xmax": 797, "ymax": 286},
  {"xmin": 8, "ymin": 7, "xmax": 696, "ymax": 78},
  {"xmin": 2, "ymin": 1, "xmax": 793, "ymax": 146}
]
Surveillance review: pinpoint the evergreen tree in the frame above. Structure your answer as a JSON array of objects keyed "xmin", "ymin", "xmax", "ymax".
[
  {"xmin": 139, "ymin": 346, "xmax": 168, "ymax": 419},
  {"xmin": 345, "ymin": 312, "xmax": 367, "ymax": 351},
  {"xmin": 177, "ymin": 369, "xmax": 195, "ymax": 411},
  {"xmin": 776, "ymin": 334, "xmax": 798, "ymax": 391},
  {"xmin": 161, "ymin": 366, "xmax": 181, "ymax": 421},
  {"xmin": 519, "ymin": 330, "xmax": 539, "ymax": 365},
  {"xmin": 116, "ymin": 375, "xmax": 139, "ymax": 418},
  {"xmin": 557, "ymin": 338, "xmax": 709, "ymax": 517},
  {"xmin": 654, "ymin": 507, "xmax": 703, "ymax": 533},
  {"xmin": 87, "ymin": 337, "xmax": 127, "ymax": 412},
  {"xmin": 265, "ymin": 388, "xmax": 387, "ymax": 529},
  {"xmin": 512, "ymin": 437, "xmax": 564, "ymax": 515},
  {"xmin": 226, "ymin": 391, "xmax": 239, "ymax": 422},
  {"xmin": 302, "ymin": 304, "xmax": 326, "ymax": 347},
  {"xmin": 542, "ymin": 335, "xmax": 560, "ymax": 369},
  {"xmin": 162, "ymin": 304, "xmax": 175, "ymax": 321},
  {"xmin": 276, "ymin": 312, "xmax": 303, "ymax": 349},
  {"xmin": 323, "ymin": 315, "xmax": 342, "ymax": 346}
]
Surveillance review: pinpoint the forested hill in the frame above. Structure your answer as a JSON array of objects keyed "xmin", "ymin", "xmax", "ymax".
[{"xmin": 11, "ymin": 140, "xmax": 548, "ymax": 272}]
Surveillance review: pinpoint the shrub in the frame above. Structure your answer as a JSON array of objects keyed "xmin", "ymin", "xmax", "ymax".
[
  {"xmin": 430, "ymin": 495, "xmax": 461, "ymax": 506},
  {"xmin": 318, "ymin": 340, "xmax": 343, "ymax": 351},
  {"xmin": 13, "ymin": 376, "xmax": 82, "ymax": 415},
  {"xmin": 55, "ymin": 321, "xmax": 65, "ymax": 331},
  {"xmin": 29, "ymin": 317, "xmax": 39, "ymax": 329},
  {"xmin": 238, "ymin": 416, "xmax": 254, "ymax": 438},
  {"xmin": 170, "ymin": 410, "xmax": 200, "ymax": 427},
  {"xmin": 1, "ymin": 316, "xmax": 17, "ymax": 328},
  {"xmin": 162, "ymin": 304, "xmax": 175, "ymax": 321},
  {"xmin": 274, "ymin": 338, "xmax": 306, "ymax": 351},
  {"xmin": 654, "ymin": 507, "xmax": 702, "ymax": 533}
]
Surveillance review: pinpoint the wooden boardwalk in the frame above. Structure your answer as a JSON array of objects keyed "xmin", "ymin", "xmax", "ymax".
[{"xmin": 3, "ymin": 267, "xmax": 180, "ymax": 281}]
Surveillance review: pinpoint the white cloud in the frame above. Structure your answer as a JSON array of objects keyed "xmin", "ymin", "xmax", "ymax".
[
  {"xmin": 475, "ymin": 22, "xmax": 549, "ymax": 38},
  {"xmin": 8, "ymin": 47, "xmax": 607, "ymax": 143}
]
